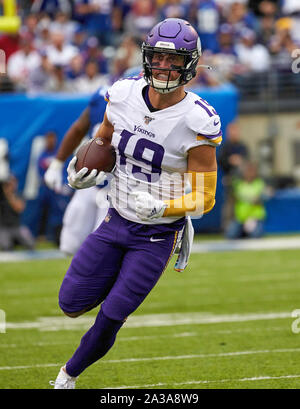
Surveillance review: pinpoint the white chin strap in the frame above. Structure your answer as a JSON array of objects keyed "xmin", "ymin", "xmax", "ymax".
[{"xmin": 151, "ymin": 77, "xmax": 181, "ymax": 94}]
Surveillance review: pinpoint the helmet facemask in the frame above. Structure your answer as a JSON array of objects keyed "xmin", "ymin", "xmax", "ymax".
[{"xmin": 142, "ymin": 43, "xmax": 201, "ymax": 94}]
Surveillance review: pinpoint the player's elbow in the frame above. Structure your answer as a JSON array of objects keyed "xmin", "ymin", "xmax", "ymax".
[
  {"xmin": 203, "ymin": 196, "xmax": 216, "ymax": 214},
  {"xmin": 192, "ymin": 192, "xmax": 215, "ymax": 216}
]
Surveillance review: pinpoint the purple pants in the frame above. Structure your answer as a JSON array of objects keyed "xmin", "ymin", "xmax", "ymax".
[{"xmin": 59, "ymin": 208, "xmax": 185, "ymax": 321}]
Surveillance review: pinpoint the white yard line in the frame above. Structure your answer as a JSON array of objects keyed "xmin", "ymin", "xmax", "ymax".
[
  {"xmin": 1, "ymin": 347, "xmax": 300, "ymax": 371},
  {"xmin": 5, "ymin": 311, "xmax": 293, "ymax": 331},
  {"xmin": 0, "ymin": 327, "xmax": 286, "ymax": 349},
  {"xmin": 0, "ymin": 332, "xmax": 198, "ymax": 348},
  {"xmin": 104, "ymin": 374, "xmax": 300, "ymax": 389},
  {"xmin": 101, "ymin": 348, "xmax": 300, "ymax": 364},
  {"xmin": 192, "ymin": 237, "xmax": 300, "ymax": 253},
  {"xmin": 0, "ymin": 250, "xmax": 65, "ymax": 262},
  {"xmin": 0, "ymin": 363, "xmax": 60, "ymax": 371},
  {"xmin": 1, "ymin": 237, "xmax": 300, "ymax": 263}
]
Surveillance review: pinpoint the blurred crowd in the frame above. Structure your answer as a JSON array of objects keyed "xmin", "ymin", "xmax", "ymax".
[{"xmin": 0, "ymin": 0, "xmax": 299, "ymax": 93}]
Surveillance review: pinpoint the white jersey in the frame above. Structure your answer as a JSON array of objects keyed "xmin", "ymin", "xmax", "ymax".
[{"xmin": 105, "ymin": 77, "xmax": 222, "ymax": 224}]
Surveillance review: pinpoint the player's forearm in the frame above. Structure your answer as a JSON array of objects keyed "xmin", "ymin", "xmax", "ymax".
[
  {"xmin": 163, "ymin": 171, "xmax": 217, "ymax": 217},
  {"xmin": 163, "ymin": 191, "xmax": 215, "ymax": 217},
  {"xmin": 94, "ymin": 112, "xmax": 114, "ymax": 144}
]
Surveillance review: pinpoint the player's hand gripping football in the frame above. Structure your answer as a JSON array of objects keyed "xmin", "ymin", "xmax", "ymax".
[
  {"xmin": 67, "ymin": 156, "xmax": 106, "ymax": 189},
  {"xmin": 132, "ymin": 191, "xmax": 167, "ymax": 221},
  {"xmin": 44, "ymin": 158, "xmax": 64, "ymax": 193}
]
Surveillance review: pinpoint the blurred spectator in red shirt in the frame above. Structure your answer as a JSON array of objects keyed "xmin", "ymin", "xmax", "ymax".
[{"xmin": 0, "ymin": 34, "xmax": 20, "ymax": 62}]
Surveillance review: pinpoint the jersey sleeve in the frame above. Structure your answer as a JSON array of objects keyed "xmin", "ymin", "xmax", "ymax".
[
  {"xmin": 184, "ymin": 102, "xmax": 222, "ymax": 151},
  {"xmin": 105, "ymin": 79, "xmax": 134, "ymax": 125}
]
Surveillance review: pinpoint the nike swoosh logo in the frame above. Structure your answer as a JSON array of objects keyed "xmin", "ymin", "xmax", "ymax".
[
  {"xmin": 150, "ymin": 237, "xmax": 165, "ymax": 242},
  {"xmin": 214, "ymin": 119, "xmax": 219, "ymax": 126}
]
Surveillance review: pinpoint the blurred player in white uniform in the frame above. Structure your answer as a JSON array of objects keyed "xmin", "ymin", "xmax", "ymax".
[
  {"xmin": 51, "ymin": 18, "xmax": 222, "ymax": 388},
  {"xmin": 44, "ymin": 88, "xmax": 110, "ymax": 255}
]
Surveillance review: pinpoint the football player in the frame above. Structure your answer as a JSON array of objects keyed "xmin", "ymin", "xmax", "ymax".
[
  {"xmin": 44, "ymin": 87, "xmax": 110, "ymax": 255},
  {"xmin": 51, "ymin": 18, "xmax": 222, "ymax": 388}
]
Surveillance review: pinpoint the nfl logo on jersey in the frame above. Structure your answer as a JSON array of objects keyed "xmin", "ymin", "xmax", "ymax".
[{"xmin": 144, "ymin": 115, "xmax": 154, "ymax": 125}]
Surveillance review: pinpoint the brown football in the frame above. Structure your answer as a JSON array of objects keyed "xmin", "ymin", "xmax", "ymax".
[{"xmin": 75, "ymin": 137, "xmax": 116, "ymax": 174}]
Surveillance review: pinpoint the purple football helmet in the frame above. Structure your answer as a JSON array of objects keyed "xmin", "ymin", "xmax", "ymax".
[{"xmin": 142, "ymin": 18, "xmax": 202, "ymax": 93}]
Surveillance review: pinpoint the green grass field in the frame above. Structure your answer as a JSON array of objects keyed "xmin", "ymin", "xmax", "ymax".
[{"xmin": 1, "ymin": 247, "xmax": 300, "ymax": 389}]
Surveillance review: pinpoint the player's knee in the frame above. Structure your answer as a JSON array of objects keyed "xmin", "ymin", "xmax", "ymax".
[
  {"xmin": 62, "ymin": 309, "xmax": 84, "ymax": 318},
  {"xmin": 60, "ymin": 301, "xmax": 100, "ymax": 318},
  {"xmin": 58, "ymin": 297, "xmax": 86, "ymax": 318}
]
